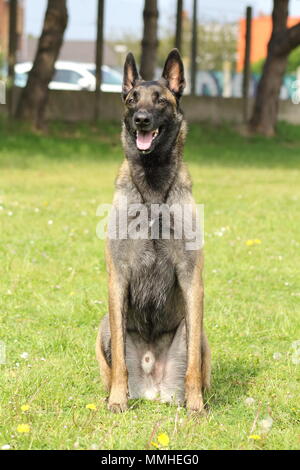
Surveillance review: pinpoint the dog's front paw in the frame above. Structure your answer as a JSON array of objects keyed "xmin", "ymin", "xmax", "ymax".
[
  {"xmin": 108, "ymin": 391, "xmax": 128, "ymax": 413},
  {"xmin": 185, "ymin": 373, "xmax": 205, "ymax": 414},
  {"xmin": 108, "ymin": 401, "xmax": 128, "ymax": 413},
  {"xmin": 185, "ymin": 391, "xmax": 205, "ymax": 415}
]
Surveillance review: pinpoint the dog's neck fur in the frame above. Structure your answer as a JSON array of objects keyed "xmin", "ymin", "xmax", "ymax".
[{"xmin": 122, "ymin": 120, "xmax": 187, "ymax": 204}]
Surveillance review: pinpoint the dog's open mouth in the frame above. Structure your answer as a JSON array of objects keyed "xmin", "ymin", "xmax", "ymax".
[{"xmin": 136, "ymin": 129, "xmax": 159, "ymax": 152}]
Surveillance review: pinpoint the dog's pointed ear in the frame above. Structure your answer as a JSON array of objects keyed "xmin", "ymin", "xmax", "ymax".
[
  {"xmin": 162, "ymin": 49, "xmax": 186, "ymax": 99},
  {"xmin": 123, "ymin": 52, "xmax": 140, "ymax": 100}
]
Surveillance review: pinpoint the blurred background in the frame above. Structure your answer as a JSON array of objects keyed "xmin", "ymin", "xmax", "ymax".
[{"xmin": 1, "ymin": 0, "xmax": 300, "ymax": 134}]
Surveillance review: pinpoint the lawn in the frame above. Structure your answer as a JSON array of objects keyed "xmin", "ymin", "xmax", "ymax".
[{"xmin": 0, "ymin": 118, "xmax": 299, "ymax": 450}]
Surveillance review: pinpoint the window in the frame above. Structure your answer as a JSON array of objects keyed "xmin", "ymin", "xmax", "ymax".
[
  {"xmin": 102, "ymin": 69, "xmax": 122, "ymax": 85},
  {"xmin": 88, "ymin": 68, "xmax": 122, "ymax": 85},
  {"xmin": 53, "ymin": 69, "xmax": 83, "ymax": 84},
  {"xmin": 15, "ymin": 72, "xmax": 28, "ymax": 87}
]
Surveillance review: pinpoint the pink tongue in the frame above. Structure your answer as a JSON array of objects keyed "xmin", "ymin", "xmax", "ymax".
[{"xmin": 136, "ymin": 131, "xmax": 153, "ymax": 150}]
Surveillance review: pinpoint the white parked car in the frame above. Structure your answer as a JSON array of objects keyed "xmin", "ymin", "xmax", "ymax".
[{"xmin": 14, "ymin": 61, "xmax": 123, "ymax": 93}]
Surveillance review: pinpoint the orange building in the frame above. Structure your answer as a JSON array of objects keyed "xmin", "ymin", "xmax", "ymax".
[
  {"xmin": 0, "ymin": 0, "xmax": 24, "ymax": 58},
  {"xmin": 237, "ymin": 14, "xmax": 300, "ymax": 72}
]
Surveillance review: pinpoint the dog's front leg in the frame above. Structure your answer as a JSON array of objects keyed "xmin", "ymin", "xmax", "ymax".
[
  {"xmin": 107, "ymin": 261, "xmax": 128, "ymax": 413},
  {"xmin": 178, "ymin": 253, "xmax": 205, "ymax": 413}
]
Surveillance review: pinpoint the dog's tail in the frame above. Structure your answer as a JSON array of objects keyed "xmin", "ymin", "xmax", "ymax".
[{"xmin": 141, "ymin": 351, "xmax": 155, "ymax": 375}]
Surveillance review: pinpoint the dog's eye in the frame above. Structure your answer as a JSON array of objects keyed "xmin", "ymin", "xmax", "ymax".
[{"xmin": 127, "ymin": 97, "xmax": 135, "ymax": 105}]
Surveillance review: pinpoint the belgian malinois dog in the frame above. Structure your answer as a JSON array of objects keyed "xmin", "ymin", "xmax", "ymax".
[{"xmin": 96, "ymin": 49, "xmax": 211, "ymax": 413}]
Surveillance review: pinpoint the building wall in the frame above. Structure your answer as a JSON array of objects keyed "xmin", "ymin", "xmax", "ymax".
[
  {"xmin": 0, "ymin": 0, "xmax": 24, "ymax": 59},
  {"xmin": 237, "ymin": 14, "xmax": 300, "ymax": 72},
  {"xmin": 20, "ymin": 37, "xmax": 118, "ymax": 66},
  {"xmin": 2, "ymin": 89, "xmax": 300, "ymax": 126},
  {"xmin": 0, "ymin": 0, "xmax": 9, "ymax": 55}
]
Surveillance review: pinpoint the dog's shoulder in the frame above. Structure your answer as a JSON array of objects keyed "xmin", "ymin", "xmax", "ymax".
[
  {"xmin": 177, "ymin": 162, "xmax": 192, "ymax": 191},
  {"xmin": 115, "ymin": 160, "xmax": 131, "ymax": 188}
]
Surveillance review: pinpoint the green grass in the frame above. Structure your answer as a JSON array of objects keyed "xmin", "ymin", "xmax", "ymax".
[{"xmin": 0, "ymin": 118, "xmax": 299, "ymax": 450}]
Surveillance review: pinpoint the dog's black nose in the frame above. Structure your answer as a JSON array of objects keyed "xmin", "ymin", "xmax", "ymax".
[{"xmin": 134, "ymin": 111, "xmax": 152, "ymax": 128}]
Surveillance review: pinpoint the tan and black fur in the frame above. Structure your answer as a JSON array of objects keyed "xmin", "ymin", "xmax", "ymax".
[{"xmin": 96, "ymin": 49, "xmax": 211, "ymax": 413}]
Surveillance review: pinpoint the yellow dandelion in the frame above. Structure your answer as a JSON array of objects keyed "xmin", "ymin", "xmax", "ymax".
[
  {"xmin": 157, "ymin": 432, "xmax": 170, "ymax": 447},
  {"xmin": 245, "ymin": 239, "xmax": 262, "ymax": 246},
  {"xmin": 249, "ymin": 434, "xmax": 261, "ymax": 440},
  {"xmin": 150, "ymin": 441, "xmax": 160, "ymax": 449},
  {"xmin": 21, "ymin": 404, "xmax": 30, "ymax": 412},
  {"xmin": 86, "ymin": 403, "xmax": 97, "ymax": 410},
  {"xmin": 17, "ymin": 424, "xmax": 30, "ymax": 433}
]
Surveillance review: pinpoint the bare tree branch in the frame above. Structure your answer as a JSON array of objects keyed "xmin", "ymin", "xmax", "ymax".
[{"xmin": 275, "ymin": 21, "xmax": 300, "ymax": 55}]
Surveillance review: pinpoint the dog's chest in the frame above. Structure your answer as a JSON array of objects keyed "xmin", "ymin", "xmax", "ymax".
[
  {"xmin": 127, "ymin": 239, "xmax": 180, "ymax": 336},
  {"xmin": 130, "ymin": 239, "xmax": 175, "ymax": 302}
]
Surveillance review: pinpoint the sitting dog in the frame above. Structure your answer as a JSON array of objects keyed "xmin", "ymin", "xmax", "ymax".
[{"xmin": 96, "ymin": 49, "xmax": 211, "ymax": 413}]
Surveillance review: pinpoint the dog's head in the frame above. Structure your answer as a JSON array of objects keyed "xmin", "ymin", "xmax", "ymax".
[{"xmin": 122, "ymin": 49, "xmax": 186, "ymax": 157}]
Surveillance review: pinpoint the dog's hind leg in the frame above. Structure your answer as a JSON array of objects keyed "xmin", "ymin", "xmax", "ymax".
[
  {"xmin": 159, "ymin": 322, "xmax": 211, "ymax": 404},
  {"xmin": 96, "ymin": 314, "xmax": 112, "ymax": 392},
  {"xmin": 97, "ymin": 321, "xmax": 160, "ymax": 401},
  {"xmin": 159, "ymin": 320, "xmax": 187, "ymax": 404}
]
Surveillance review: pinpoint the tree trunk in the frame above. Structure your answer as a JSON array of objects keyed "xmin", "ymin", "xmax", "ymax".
[
  {"xmin": 249, "ymin": 0, "xmax": 300, "ymax": 136},
  {"xmin": 140, "ymin": 0, "xmax": 159, "ymax": 80},
  {"xmin": 190, "ymin": 0, "xmax": 198, "ymax": 96},
  {"xmin": 8, "ymin": 0, "xmax": 18, "ymax": 117},
  {"xmin": 15, "ymin": 0, "xmax": 68, "ymax": 128},
  {"xmin": 249, "ymin": 53, "xmax": 288, "ymax": 136},
  {"xmin": 175, "ymin": 0, "xmax": 183, "ymax": 51},
  {"xmin": 94, "ymin": 0, "xmax": 105, "ymax": 121}
]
